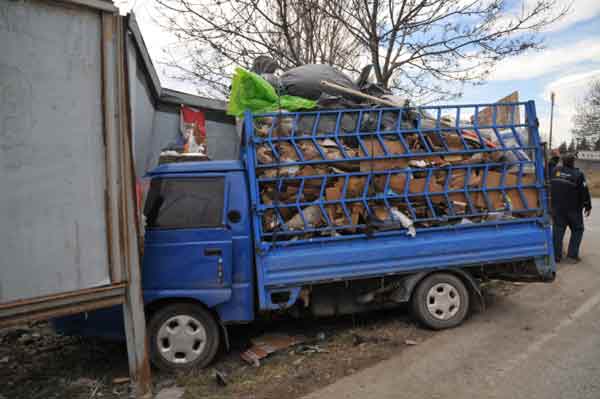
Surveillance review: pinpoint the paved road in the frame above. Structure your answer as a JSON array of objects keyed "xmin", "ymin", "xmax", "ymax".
[{"xmin": 305, "ymin": 199, "xmax": 600, "ymax": 399}]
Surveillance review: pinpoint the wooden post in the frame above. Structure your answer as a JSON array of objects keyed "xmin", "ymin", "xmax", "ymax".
[
  {"xmin": 549, "ymin": 92, "xmax": 555, "ymax": 150},
  {"xmin": 115, "ymin": 14, "xmax": 152, "ymax": 398}
]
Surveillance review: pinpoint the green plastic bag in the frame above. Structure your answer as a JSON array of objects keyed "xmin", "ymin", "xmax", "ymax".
[{"xmin": 227, "ymin": 67, "xmax": 317, "ymax": 116}]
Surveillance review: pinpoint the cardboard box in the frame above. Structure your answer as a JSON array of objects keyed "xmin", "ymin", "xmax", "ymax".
[
  {"xmin": 373, "ymin": 174, "xmax": 408, "ymax": 193},
  {"xmin": 359, "ymin": 138, "xmax": 408, "ymax": 171},
  {"xmin": 409, "ymin": 177, "xmax": 446, "ymax": 203},
  {"xmin": 473, "ymin": 172, "xmax": 538, "ymax": 211},
  {"xmin": 440, "ymin": 169, "xmax": 481, "ymax": 205}
]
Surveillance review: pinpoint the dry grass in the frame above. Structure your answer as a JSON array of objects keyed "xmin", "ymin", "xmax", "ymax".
[
  {"xmin": 178, "ymin": 312, "xmax": 431, "ymax": 399},
  {"xmin": 178, "ymin": 282, "xmax": 523, "ymax": 399},
  {"xmin": 1, "ymin": 282, "xmax": 523, "ymax": 399},
  {"xmin": 587, "ymin": 172, "xmax": 600, "ymax": 198}
]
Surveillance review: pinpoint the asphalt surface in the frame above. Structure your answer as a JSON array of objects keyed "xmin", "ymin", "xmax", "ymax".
[{"xmin": 304, "ymin": 199, "xmax": 600, "ymax": 399}]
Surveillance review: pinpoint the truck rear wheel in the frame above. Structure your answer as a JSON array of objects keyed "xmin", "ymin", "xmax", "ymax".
[
  {"xmin": 148, "ymin": 303, "xmax": 220, "ymax": 371},
  {"xmin": 411, "ymin": 273, "xmax": 469, "ymax": 330}
]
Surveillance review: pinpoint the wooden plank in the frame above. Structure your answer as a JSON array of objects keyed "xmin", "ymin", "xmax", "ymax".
[{"xmin": 115, "ymin": 14, "xmax": 153, "ymax": 399}]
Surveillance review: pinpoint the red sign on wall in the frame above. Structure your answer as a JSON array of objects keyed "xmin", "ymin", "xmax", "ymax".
[{"xmin": 180, "ymin": 105, "xmax": 207, "ymax": 154}]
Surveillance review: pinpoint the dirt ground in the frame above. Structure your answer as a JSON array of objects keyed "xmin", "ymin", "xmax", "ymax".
[{"xmin": 0, "ymin": 282, "xmax": 521, "ymax": 399}]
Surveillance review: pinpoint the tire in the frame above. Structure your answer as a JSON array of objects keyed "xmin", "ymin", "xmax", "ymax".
[
  {"xmin": 148, "ymin": 303, "xmax": 220, "ymax": 371},
  {"xmin": 411, "ymin": 273, "xmax": 470, "ymax": 330}
]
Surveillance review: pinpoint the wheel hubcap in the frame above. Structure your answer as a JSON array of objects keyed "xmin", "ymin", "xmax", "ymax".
[
  {"xmin": 426, "ymin": 283, "xmax": 461, "ymax": 320},
  {"xmin": 157, "ymin": 315, "xmax": 207, "ymax": 364}
]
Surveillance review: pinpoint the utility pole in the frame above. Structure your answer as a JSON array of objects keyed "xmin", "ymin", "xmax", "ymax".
[{"xmin": 549, "ymin": 92, "xmax": 555, "ymax": 150}]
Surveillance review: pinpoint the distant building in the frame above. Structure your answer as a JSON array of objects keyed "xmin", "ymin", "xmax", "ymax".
[
  {"xmin": 577, "ymin": 151, "xmax": 600, "ymax": 161},
  {"xmin": 576, "ymin": 151, "xmax": 600, "ymax": 172}
]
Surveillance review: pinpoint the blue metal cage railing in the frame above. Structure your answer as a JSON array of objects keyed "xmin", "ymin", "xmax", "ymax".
[{"xmin": 244, "ymin": 101, "xmax": 548, "ymax": 249}]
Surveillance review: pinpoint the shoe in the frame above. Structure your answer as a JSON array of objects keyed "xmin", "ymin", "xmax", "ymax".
[
  {"xmin": 563, "ymin": 257, "xmax": 580, "ymax": 265},
  {"xmin": 555, "ymin": 257, "xmax": 561, "ymax": 264}
]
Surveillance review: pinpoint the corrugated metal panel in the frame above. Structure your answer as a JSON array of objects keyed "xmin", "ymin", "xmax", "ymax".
[
  {"xmin": 0, "ymin": 3, "xmax": 152, "ymax": 392},
  {"xmin": 0, "ymin": 0, "xmax": 110, "ymax": 302}
]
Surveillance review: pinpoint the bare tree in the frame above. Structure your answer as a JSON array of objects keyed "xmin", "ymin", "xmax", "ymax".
[
  {"xmin": 321, "ymin": 0, "xmax": 569, "ymax": 102},
  {"xmin": 558, "ymin": 141, "xmax": 567, "ymax": 154},
  {"xmin": 568, "ymin": 138, "xmax": 576, "ymax": 153},
  {"xmin": 572, "ymin": 80, "xmax": 600, "ymax": 144},
  {"xmin": 577, "ymin": 137, "xmax": 590, "ymax": 151},
  {"xmin": 154, "ymin": 0, "xmax": 361, "ymax": 97},
  {"xmin": 154, "ymin": 0, "xmax": 568, "ymax": 101}
]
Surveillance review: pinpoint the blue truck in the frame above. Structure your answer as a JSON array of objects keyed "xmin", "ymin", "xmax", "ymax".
[{"xmin": 55, "ymin": 101, "xmax": 555, "ymax": 370}]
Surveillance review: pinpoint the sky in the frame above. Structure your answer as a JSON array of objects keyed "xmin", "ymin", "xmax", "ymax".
[
  {"xmin": 128, "ymin": 0, "xmax": 600, "ymax": 148},
  {"xmin": 458, "ymin": 1, "xmax": 600, "ymax": 147}
]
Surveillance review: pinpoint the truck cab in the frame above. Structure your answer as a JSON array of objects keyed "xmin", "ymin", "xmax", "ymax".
[
  {"xmin": 142, "ymin": 161, "xmax": 255, "ymax": 323},
  {"xmin": 139, "ymin": 161, "xmax": 257, "ymax": 369}
]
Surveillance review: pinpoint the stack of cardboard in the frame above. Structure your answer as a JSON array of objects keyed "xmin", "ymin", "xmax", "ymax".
[{"xmin": 254, "ymin": 113, "xmax": 539, "ymax": 242}]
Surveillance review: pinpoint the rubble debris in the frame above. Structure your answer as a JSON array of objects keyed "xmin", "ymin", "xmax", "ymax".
[
  {"xmin": 214, "ymin": 370, "xmax": 228, "ymax": 387},
  {"xmin": 238, "ymin": 66, "xmax": 540, "ymax": 243},
  {"xmin": 292, "ymin": 357, "xmax": 305, "ymax": 366},
  {"xmin": 72, "ymin": 377, "xmax": 96, "ymax": 387},
  {"xmin": 351, "ymin": 334, "xmax": 390, "ymax": 346},
  {"xmin": 112, "ymin": 377, "xmax": 130, "ymax": 385},
  {"xmin": 241, "ymin": 334, "xmax": 306, "ymax": 367},
  {"xmin": 295, "ymin": 344, "xmax": 329, "ymax": 354},
  {"xmin": 17, "ymin": 333, "xmax": 35, "ymax": 345},
  {"xmin": 404, "ymin": 339, "xmax": 419, "ymax": 346},
  {"xmin": 359, "ymin": 138, "xmax": 408, "ymax": 171},
  {"xmin": 286, "ymin": 206, "xmax": 324, "ymax": 230},
  {"xmin": 390, "ymin": 208, "xmax": 416, "ymax": 237}
]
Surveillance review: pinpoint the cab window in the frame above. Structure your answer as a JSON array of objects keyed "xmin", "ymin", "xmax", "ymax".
[{"xmin": 144, "ymin": 177, "xmax": 225, "ymax": 229}]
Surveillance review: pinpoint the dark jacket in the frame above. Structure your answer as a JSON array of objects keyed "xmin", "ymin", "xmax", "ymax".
[{"xmin": 550, "ymin": 166, "xmax": 592, "ymax": 212}]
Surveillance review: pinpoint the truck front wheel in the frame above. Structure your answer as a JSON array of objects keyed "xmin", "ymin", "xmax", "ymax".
[
  {"xmin": 411, "ymin": 273, "xmax": 470, "ymax": 330},
  {"xmin": 148, "ymin": 303, "xmax": 220, "ymax": 371}
]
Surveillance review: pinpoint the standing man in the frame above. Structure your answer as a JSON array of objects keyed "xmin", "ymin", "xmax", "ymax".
[
  {"xmin": 550, "ymin": 153, "xmax": 592, "ymax": 264},
  {"xmin": 548, "ymin": 149, "xmax": 561, "ymax": 177}
]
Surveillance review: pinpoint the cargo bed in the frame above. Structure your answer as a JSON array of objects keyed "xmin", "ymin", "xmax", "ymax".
[{"xmin": 243, "ymin": 102, "xmax": 555, "ymax": 310}]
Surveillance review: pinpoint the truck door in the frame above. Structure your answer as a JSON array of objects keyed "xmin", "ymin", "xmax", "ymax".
[{"xmin": 142, "ymin": 176, "xmax": 233, "ymax": 291}]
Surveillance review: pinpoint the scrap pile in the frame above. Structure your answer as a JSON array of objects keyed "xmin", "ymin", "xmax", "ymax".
[{"xmin": 228, "ymin": 61, "xmax": 541, "ymax": 243}]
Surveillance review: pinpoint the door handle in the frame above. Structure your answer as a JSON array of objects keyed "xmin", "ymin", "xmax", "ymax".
[{"xmin": 204, "ymin": 248, "xmax": 222, "ymax": 256}]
